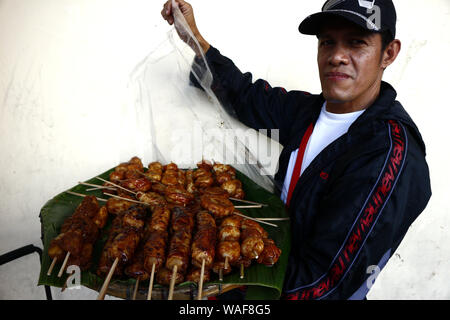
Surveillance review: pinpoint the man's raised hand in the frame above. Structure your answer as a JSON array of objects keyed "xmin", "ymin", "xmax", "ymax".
[{"xmin": 161, "ymin": 0, "xmax": 210, "ymax": 54}]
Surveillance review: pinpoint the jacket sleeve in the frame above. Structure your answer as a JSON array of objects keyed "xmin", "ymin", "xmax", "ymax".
[
  {"xmin": 189, "ymin": 46, "xmax": 312, "ymax": 146},
  {"xmin": 283, "ymin": 120, "xmax": 431, "ymax": 300}
]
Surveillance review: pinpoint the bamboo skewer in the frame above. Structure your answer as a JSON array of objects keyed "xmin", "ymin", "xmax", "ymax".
[
  {"xmin": 86, "ymin": 187, "xmax": 106, "ymax": 192},
  {"xmin": 97, "ymin": 257, "xmax": 119, "ymax": 300},
  {"xmin": 255, "ymin": 217, "xmax": 290, "ymax": 221},
  {"xmin": 197, "ymin": 259, "xmax": 206, "ymax": 300},
  {"xmin": 132, "ymin": 278, "xmax": 140, "ymax": 300},
  {"xmin": 103, "ymin": 192, "xmax": 150, "ymax": 206},
  {"xmin": 230, "ymin": 197, "xmax": 268, "ymax": 207},
  {"xmin": 234, "ymin": 205, "xmax": 263, "ymax": 209},
  {"xmin": 240, "ymin": 263, "xmax": 245, "ymax": 279},
  {"xmin": 78, "ymin": 181, "xmax": 116, "ymax": 191},
  {"xmin": 47, "ymin": 257, "xmax": 57, "ymax": 276},
  {"xmin": 57, "ymin": 252, "xmax": 70, "ymax": 278},
  {"xmin": 95, "ymin": 177, "xmax": 137, "ymax": 195},
  {"xmin": 147, "ymin": 263, "xmax": 156, "ymax": 300},
  {"xmin": 219, "ymin": 268, "xmax": 223, "ymax": 282},
  {"xmin": 233, "ymin": 211, "xmax": 278, "ymax": 228},
  {"xmin": 224, "ymin": 256, "xmax": 229, "ymax": 271},
  {"xmin": 168, "ymin": 265, "xmax": 178, "ymax": 300},
  {"xmin": 65, "ymin": 191, "xmax": 107, "ymax": 202}
]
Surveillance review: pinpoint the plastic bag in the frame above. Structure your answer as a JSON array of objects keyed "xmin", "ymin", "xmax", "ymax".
[{"xmin": 127, "ymin": 0, "xmax": 281, "ymax": 192}]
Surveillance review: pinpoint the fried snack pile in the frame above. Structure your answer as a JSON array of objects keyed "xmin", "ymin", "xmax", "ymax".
[{"xmin": 48, "ymin": 157, "xmax": 281, "ymax": 289}]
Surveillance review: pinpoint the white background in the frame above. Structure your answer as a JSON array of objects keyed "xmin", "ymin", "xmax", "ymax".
[{"xmin": 0, "ymin": 0, "xmax": 449, "ymax": 299}]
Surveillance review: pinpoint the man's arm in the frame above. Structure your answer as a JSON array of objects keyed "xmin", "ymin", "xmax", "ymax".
[{"xmin": 161, "ymin": 0, "xmax": 314, "ymax": 146}]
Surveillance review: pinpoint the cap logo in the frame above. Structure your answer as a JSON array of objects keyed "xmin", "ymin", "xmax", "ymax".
[
  {"xmin": 323, "ymin": 0, "xmax": 346, "ymax": 11},
  {"xmin": 358, "ymin": 0, "xmax": 376, "ymax": 9}
]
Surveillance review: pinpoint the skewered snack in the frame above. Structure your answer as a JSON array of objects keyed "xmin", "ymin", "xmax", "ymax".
[
  {"xmin": 185, "ymin": 169, "xmax": 197, "ymax": 194},
  {"xmin": 106, "ymin": 195, "xmax": 135, "ymax": 215},
  {"xmin": 194, "ymin": 173, "xmax": 214, "ymax": 189},
  {"xmin": 149, "ymin": 161, "xmax": 163, "ymax": 171},
  {"xmin": 164, "ymin": 162, "xmax": 179, "ymax": 171},
  {"xmin": 221, "ymin": 179, "xmax": 245, "ymax": 199},
  {"xmin": 123, "ymin": 213, "xmax": 157, "ymax": 299},
  {"xmin": 217, "ymin": 215, "xmax": 246, "ymax": 277},
  {"xmin": 240, "ymin": 218, "xmax": 267, "ymax": 260},
  {"xmin": 232, "ymin": 255, "xmax": 252, "ymax": 269},
  {"xmin": 134, "ymin": 204, "xmax": 171, "ymax": 300},
  {"xmin": 191, "ymin": 211, "xmax": 216, "ymax": 269},
  {"xmin": 212, "ymin": 214, "xmax": 242, "ymax": 280},
  {"xmin": 200, "ymin": 194, "xmax": 234, "ymax": 218},
  {"xmin": 190, "ymin": 210, "xmax": 216, "ymax": 300},
  {"xmin": 192, "ymin": 167, "xmax": 214, "ymax": 189},
  {"xmin": 124, "ymin": 243, "xmax": 149, "ymax": 281},
  {"xmin": 143, "ymin": 230, "xmax": 169, "ymax": 273},
  {"xmin": 217, "ymin": 215, "xmax": 243, "ymax": 242},
  {"xmin": 136, "ymin": 191, "xmax": 167, "ymax": 209},
  {"xmin": 165, "ymin": 205, "xmax": 197, "ymax": 299},
  {"xmin": 217, "ymin": 241, "xmax": 241, "ymax": 267},
  {"xmin": 165, "ymin": 206, "xmax": 195, "ymax": 275},
  {"xmin": 257, "ymin": 238, "xmax": 282, "ymax": 266},
  {"xmin": 240, "ymin": 229, "xmax": 264, "ymax": 260},
  {"xmin": 109, "ymin": 172, "xmax": 123, "ymax": 183},
  {"xmin": 212, "ymin": 163, "xmax": 236, "ymax": 177},
  {"xmin": 165, "ymin": 185, "xmax": 194, "ymax": 206},
  {"xmin": 211, "ymin": 260, "xmax": 232, "ymax": 277},
  {"xmin": 97, "ymin": 205, "xmax": 147, "ymax": 277},
  {"xmin": 110, "ymin": 157, "xmax": 144, "ymax": 182},
  {"xmin": 215, "ymin": 172, "xmax": 233, "ymax": 184},
  {"xmin": 48, "ymin": 196, "xmax": 107, "ymax": 273},
  {"xmin": 161, "ymin": 163, "xmax": 185, "ymax": 186},
  {"xmin": 156, "ymin": 267, "xmax": 184, "ymax": 286},
  {"xmin": 186, "ymin": 267, "xmax": 211, "ymax": 283},
  {"xmin": 145, "ymin": 161, "xmax": 163, "ymax": 182},
  {"xmin": 120, "ymin": 177, "xmax": 152, "ymax": 193},
  {"xmin": 197, "ymin": 160, "xmax": 213, "ymax": 172},
  {"xmin": 211, "ymin": 162, "xmax": 245, "ymax": 199},
  {"xmin": 97, "ymin": 216, "xmax": 123, "ymax": 276},
  {"xmin": 201, "ymin": 186, "xmax": 229, "ymax": 199},
  {"xmin": 149, "ymin": 181, "xmax": 167, "ymax": 195},
  {"xmin": 241, "ymin": 218, "xmax": 268, "ymax": 238},
  {"xmin": 143, "ymin": 206, "xmax": 171, "ymax": 275},
  {"xmin": 48, "ymin": 158, "xmax": 283, "ymax": 299},
  {"xmin": 48, "ymin": 230, "xmax": 83, "ymax": 262},
  {"xmin": 148, "ymin": 206, "xmax": 172, "ymax": 233}
]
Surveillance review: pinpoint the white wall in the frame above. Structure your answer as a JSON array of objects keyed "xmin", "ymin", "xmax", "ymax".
[{"xmin": 0, "ymin": 0, "xmax": 449, "ymax": 299}]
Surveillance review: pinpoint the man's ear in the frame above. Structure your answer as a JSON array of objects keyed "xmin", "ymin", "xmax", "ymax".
[{"xmin": 382, "ymin": 39, "xmax": 401, "ymax": 70}]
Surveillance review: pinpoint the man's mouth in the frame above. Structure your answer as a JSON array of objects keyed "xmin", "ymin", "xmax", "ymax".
[{"xmin": 325, "ymin": 72, "xmax": 351, "ymax": 80}]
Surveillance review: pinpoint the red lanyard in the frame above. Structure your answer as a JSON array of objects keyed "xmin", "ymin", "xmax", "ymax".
[{"xmin": 286, "ymin": 123, "xmax": 314, "ymax": 208}]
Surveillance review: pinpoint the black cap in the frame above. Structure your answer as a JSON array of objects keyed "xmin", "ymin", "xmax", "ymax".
[{"xmin": 299, "ymin": 0, "xmax": 397, "ymax": 38}]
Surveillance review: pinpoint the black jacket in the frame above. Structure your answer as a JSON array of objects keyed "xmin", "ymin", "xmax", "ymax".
[{"xmin": 191, "ymin": 46, "xmax": 432, "ymax": 300}]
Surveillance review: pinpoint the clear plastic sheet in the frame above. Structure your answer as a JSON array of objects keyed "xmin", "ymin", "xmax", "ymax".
[{"xmin": 128, "ymin": 0, "xmax": 281, "ymax": 192}]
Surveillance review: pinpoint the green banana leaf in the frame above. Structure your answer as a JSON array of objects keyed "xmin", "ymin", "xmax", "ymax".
[{"xmin": 37, "ymin": 167, "xmax": 291, "ymax": 300}]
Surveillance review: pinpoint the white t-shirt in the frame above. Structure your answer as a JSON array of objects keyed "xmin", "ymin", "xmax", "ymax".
[{"xmin": 281, "ymin": 103, "xmax": 365, "ymax": 204}]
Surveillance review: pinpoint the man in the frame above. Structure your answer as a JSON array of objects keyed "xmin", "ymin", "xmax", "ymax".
[{"xmin": 162, "ymin": 0, "xmax": 431, "ymax": 300}]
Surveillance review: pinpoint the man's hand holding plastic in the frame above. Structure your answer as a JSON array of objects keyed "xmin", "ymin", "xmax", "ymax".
[{"xmin": 161, "ymin": 0, "xmax": 210, "ymax": 55}]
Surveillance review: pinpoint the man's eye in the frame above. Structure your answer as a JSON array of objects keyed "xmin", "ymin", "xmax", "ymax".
[
  {"xmin": 351, "ymin": 39, "xmax": 366, "ymax": 46},
  {"xmin": 320, "ymin": 40, "xmax": 333, "ymax": 46}
]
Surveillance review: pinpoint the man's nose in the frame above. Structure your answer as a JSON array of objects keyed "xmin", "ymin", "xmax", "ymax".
[{"xmin": 328, "ymin": 45, "xmax": 350, "ymax": 66}]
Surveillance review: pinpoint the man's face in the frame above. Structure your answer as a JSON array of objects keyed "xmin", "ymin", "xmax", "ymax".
[{"xmin": 317, "ymin": 19, "xmax": 384, "ymax": 108}]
